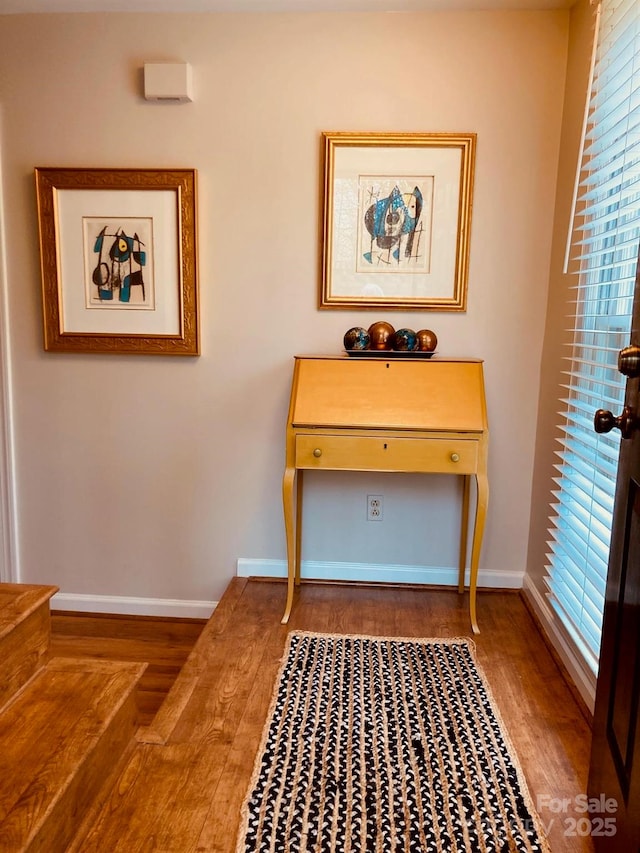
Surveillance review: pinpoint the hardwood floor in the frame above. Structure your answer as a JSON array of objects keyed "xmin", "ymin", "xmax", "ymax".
[
  {"xmin": 65, "ymin": 578, "xmax": 593, "ymax": 852},
  {"xmin": 49, "ymin": 611, "xmax": 206, "ymax": 727}
]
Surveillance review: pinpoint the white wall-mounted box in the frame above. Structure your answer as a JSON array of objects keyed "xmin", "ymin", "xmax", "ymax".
[{"xmin": 144, "ymin": 63, "xmax": 193, "ymax": 103}]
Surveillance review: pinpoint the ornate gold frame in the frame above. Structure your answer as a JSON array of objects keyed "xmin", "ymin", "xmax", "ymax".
[
  {"xmin": 319, "ymin": 132, "xmax": 476, "ymax": 311},
  {"xmin": 35, "ymin": 167, "xmax": 199, "ymax": 355}
]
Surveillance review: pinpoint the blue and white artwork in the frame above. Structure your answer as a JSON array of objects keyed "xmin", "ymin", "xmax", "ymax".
[
  {"xmin": 83, "ymin": 217, "xmax": 155, "ymax": 310},
  {"xmin": 357, "ymin": 176, "xmax": 434, "ymax": 274}
]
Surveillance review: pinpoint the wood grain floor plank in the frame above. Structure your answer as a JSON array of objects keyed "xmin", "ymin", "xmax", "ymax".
[
  {"xmin": 49, "ymin": 610, "xmax": 206, "ymax": 727},
  {"xmin": 168, "ymin": 592, "xmax": 287, "ymax": 745},
  {"xmin": 194, "ymin": 622, "xmax": 289, "ymax": 852},
  {"xmin": 49, "ymin": 611, "xmax": 206, "ymax": 642},
  {"xmin": 0, "ymin": 658, "xmax": 143, "ymax": 852},
  {"xmin": 75, "ymin": 743, "xmax": 211, "ymax": 852},
  {"xmin": 138, "ymin": 578, "xmax": 249, "ymax": 744},
  {"xmin": 48, "ymin": 635, "xmax": 198, "ymax": 666}
]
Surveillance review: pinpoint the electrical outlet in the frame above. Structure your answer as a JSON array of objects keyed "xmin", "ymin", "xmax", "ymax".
[{"xmin": 367, "ymin": 494, "xmax": 383, "ymax": 521}]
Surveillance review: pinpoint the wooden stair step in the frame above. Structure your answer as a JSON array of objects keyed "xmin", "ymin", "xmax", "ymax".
[
  {"xmin": 0, "ymin": 656, "xmax": 146, "ymax": 853},
  {"xmin": 0, "ymin": 584, "xmax": 58, "ymax": 712},
  {"xmin": 137, "ymin": 576, "xmax": 247, "ymax": 745}
]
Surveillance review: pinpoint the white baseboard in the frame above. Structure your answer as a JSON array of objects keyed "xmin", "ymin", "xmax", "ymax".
[
  {"xmin": 236, "ymin": 558, "xmax": 524, "ymax": 589},
  {"xmin": 51, "ymin": 592, "xmax": 217, "ymax": 620},
  {"xmin": 522, "ymin": 574, "xmax": 596, "ymax": 712}
]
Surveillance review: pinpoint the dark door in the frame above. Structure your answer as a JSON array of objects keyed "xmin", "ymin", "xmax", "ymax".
[{"xmin": 588, "ymin": 262, "xmax": 640, "ymax": 849}]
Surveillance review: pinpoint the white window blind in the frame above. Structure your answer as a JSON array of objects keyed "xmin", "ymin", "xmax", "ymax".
[{"xmin": 545, "ymin": 0, "xmax": 640, "ymax": 673}]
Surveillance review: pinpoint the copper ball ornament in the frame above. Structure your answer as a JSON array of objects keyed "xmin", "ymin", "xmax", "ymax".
[
  {"xmin": 416, "ymin": 329, "xmax": 438, "ymax": 352},
  {"xmin": 367, "ymin": 321, "xmax": 395, "ymax": 350}
]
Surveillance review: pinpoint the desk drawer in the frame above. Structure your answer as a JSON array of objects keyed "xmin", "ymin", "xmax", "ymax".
[{"xmin": 295, "ymin": 435, "xmax": 478, "ymax": 474}]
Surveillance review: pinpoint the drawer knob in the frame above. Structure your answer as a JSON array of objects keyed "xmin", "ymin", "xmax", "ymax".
[
  {"xmin": 313, "ymin": 448, "xmax": 322, "ymax": 458},
  {"xmin": 450, "ymin": 452, "xmax": 460, "ymax": 463}
]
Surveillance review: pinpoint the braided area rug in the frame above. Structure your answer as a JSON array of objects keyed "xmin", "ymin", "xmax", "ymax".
[{"xmin": 237, "ymin": 631, "xmax": 550, "ymax": 853}]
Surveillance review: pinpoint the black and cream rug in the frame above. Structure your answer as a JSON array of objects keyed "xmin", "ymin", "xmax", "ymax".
[{"xmin": 237, "ymin": 632, "xmax": 550, "ymax": 852}]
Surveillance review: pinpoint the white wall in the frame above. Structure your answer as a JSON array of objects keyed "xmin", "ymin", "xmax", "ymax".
[{"xmin": 0, "ymin": 10, "xmax": 568, "ymax": 610}]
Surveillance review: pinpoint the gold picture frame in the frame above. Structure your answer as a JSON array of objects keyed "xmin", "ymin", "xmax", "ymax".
[
  {"xmin": 35, "ymin": 167, "xmax": 199, "ymax": 355},
  {"xmin": 320, "ymin": 132, "xmax": 476, "ymax": 311}
]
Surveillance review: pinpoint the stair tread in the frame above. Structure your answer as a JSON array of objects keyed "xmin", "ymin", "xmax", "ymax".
[
  {"xmin": 0, "ymin": 656, "xmax": 145, "ymax": 850},
  {"xmin": 0, "ymin": 584, "xmax": 59, "ymax": 715},
  {"xmin": 0, "ymin": 584, "xmax": 58, "ymax": 642},
  {"xmin": 138, "ymin": 576, "xmax": 246, "ymax": 744}
]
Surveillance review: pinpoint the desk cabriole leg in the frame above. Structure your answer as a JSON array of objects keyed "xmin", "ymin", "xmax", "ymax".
[
  {"xmin": 282, "ymin": 466, "xmax": 296, "ymax": 624},
  {"xmin": 458, "ymin": 475, "xmax": 471, "ymax": 594},
  {"xmin": 469, "ymin": 471, "xmax": 489, "ymax": 635},
  {"xmin": 295, "ymin": 469, "xmax": 303, "ymax": 586}
]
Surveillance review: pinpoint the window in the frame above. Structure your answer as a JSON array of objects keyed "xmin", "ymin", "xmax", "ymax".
[{"xmin": 546, "ymin": 0, "xmax": 640, "ymax": 673}]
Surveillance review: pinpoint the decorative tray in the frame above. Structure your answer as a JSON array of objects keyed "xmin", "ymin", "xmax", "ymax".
[{"xmin": 344, "ymin": 350, "xmax": 437, "ymax": 359}]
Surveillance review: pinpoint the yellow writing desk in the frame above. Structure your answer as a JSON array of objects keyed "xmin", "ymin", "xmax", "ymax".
[{"xmin": 281, "ymin": 354, "xmax": 489, "ymax": 633}]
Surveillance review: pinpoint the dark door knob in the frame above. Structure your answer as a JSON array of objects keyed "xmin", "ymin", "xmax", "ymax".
[
  {"xmin": 594, "ymin": 406, "xmax": 639, "ymax": 439},
  {"xmin": 618, "ymin": 345, "xmax": 640, "ymax": 378}
]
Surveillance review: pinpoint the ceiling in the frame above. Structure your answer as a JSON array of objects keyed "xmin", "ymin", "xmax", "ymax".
[{"xmin": 0, "ymin": 0, "xmax": 574, "ymax": 13}]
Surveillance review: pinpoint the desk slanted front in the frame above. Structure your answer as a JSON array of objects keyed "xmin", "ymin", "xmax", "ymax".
[{"xmin": 281, "ymin": 354, "xmax": 489, "ymax": 632}]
